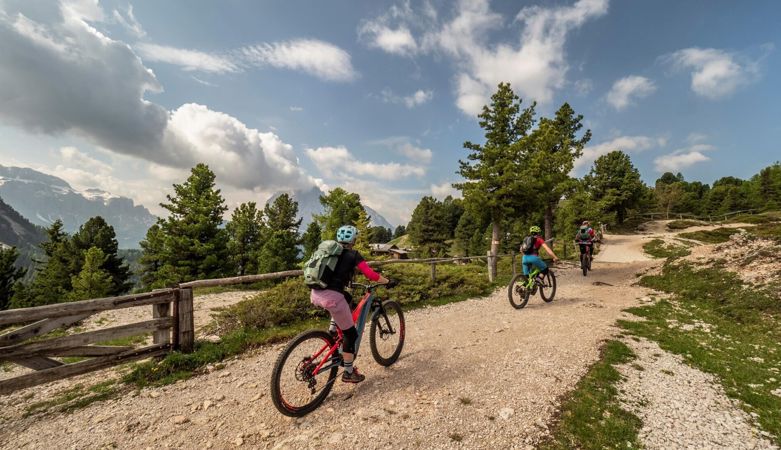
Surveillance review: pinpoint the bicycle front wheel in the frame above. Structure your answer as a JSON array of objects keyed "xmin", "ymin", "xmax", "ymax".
[
  {"xmin": 370, "ymin": 300, "xmax": 405, "ymax": 366},
  {"xmin": 270, "ymin": 330, "xmax": 339, "ymax": 417},
  {"xmin": 508, "ymin": 273, "xmax": 530, "ymax": 309},
  {"xmin": 540, "ymin": 271, "xmax": 557, "ymax": 302}
]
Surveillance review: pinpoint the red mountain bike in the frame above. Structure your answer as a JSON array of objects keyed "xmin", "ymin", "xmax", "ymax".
[{"xmin": 270, "ymin": 281, "xmax": 405, "ymax": 417}]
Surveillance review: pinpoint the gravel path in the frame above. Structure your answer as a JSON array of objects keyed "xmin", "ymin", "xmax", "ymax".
[
  {"xmin": 0, "ymin": 252, "xmax": 655, "ymax": 449},
  {"xmin": 618, "ymin": 337, "xmax": 777, "ymax": 450}
]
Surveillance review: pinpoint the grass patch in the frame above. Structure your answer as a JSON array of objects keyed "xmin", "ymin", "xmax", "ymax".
[
  {"xmin": 667, "ymin": 219, "xmax": 707, "ymax": 230},
  {"xmin": 541, "ymin": 340, "xmax": 642, "ymax": 450},
  {"xmin": 725, "ymin": 211, "xmax": 781, "ymax": 224},
  {"xmin": 459, "ymin": 396, "xmax": 472, "ymax": 405},
  {"xmin": 99, "ymin": 333, "xmax": 150, "ymax": 347},
  {"xmin": 609, "ymin": 217, "xmax": 649, "ymax": 235},
  {"xmin": 642, "ymin": 239, "xmax": 690, "ymax": 259},
  {"xmin": 24, "ymin": 380, "xmax": 121, "ymax": 416},
  {"xmin": 619, "ymin": 263, "xmax": 781, "ymax": 444},
  {"xmin": 679, "ymin": 227, "xmax": 740, "ymax": 244},
  {"xmin": 750, "ymin": 222, "xmax": 781, "ymax": 242}
]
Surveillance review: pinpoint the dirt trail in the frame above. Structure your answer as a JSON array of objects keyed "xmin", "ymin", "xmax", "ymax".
[{"xmin": 0, "ymin": 232, "xmax": 657, "ymax": 449}]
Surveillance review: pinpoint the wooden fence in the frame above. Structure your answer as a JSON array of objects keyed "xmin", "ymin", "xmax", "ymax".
[{"xmin": 0, "ymin": 254, "xmax": 506, "ymax": 395}]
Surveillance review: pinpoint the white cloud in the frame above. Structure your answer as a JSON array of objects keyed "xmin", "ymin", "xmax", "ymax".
[
  {"xmin": 289, "ymin": 106, "xmax": 304, "ymax": 112},
  {"xmin": 360, "ymin": 24, "xmax": 418, "ymax": 56},
  {"xmin": 426, "ymin": 0, "xmax": 608, "ymax": 114},
  {"xmin": 112, "ymin": 5, "xmax": 145, "ymax": 37},
  {"xmin": 239, "ymin": 39, "xmax": 357, "ymax": 82},
  {"xmin": 606, "ymin": 75, "xmax": 656, "ymax": 110},
  {"xmin": 136, "ymin": 43, "xmax": 238, "ymax": 73},
  {"xmin": 0, "ymin": 2, "xmax": 316, "ymax": 197},
  {"xmin": 430, "ymin": 182, "xmax": 461, "ymax": 199},
  {"xmin": 358, "ymin": 1, "xmax": 419, "ymax": 56},
  {"xmin": 306, "ymin": 146, "xmax": 425, "ymax": 180},
  {"xmin": 380, "ymin": 88, "xmax": 433, "ymax": 108},
  {"xmin": 397, "ymin": 143, "xmax": 433, "ymax": 164},
  {"xmin": 665, "ymin": 47, "xmax": 764, "ymax": 99},
  {"xmin": 654, "ymin": 151, "xmax": 710, "ymax": 173},
  {"xmin": 576, "ymin": 135, "xmax": 658, "ymax": 171},
  {"xmin": 686, "ymin": 132, "xmax": 708, "ymax": 144}
]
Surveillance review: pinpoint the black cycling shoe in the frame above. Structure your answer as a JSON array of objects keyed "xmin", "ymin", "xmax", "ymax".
[{"xmin": 341, "ymin": 368, "xmax": 366, "ymax": 383}]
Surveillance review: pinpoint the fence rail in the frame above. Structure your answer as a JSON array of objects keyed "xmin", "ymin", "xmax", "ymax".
[{"xmin": 0, "ymin": 253, "xmax": 503, "ymax": 395}]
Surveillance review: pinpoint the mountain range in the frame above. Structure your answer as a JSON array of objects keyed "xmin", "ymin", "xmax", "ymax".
[
  {"xmin": 0, "ymin": 166, "xmax": 157, "ymax": 248},
  {"xmin": 271, "ymin": 187, "xmax": 394, "ymax": 231}
]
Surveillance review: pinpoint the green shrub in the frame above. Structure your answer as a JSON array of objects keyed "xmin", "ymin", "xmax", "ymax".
[
  {"xmin": 679, "ymin": 227, "xmax": 739, "ymax": 244},
  {"xmin": 642, "ymin": 239, "xmax": 690, "ymax": 259},
  {"xmin": 750, "ymin": 222, "xmax": 781, "ymax": 242},
  {"xmin": 666, "ymin": 219, "xmax": 706, "ymax": 230}
]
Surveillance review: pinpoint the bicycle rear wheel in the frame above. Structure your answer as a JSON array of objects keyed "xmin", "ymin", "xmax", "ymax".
[
  {"xmin": 581, "ymin": 253, "xmax": 588, "ymax": 276},
  {"xmin": 370, "ymin": 300, "xmax": 405, "ymax": 366},
  {"xmin": 270, "ymin": 330, "xmax": 339, "ymax": 417},
  {"xmin": 508, "ymin": 273, "xmax": 531, "ymax": 309},
  {"xmin": 540, "ymin": 271, "xmax": 557, "ymax": 302}
]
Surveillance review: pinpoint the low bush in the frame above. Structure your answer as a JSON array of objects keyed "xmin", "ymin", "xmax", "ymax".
[
  {"xmin": 678, "ymin": 227, "xmax": 739, "ymax": 244},
  {"xmin": 642, "ymin": 239, "xmax": 690, "ymax": 259},
  {"xmin": 666, "ymin": 219, "xmax": 706, "ymax": 230}
]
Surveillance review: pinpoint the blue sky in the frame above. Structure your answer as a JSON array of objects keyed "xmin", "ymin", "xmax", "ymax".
[{"xmin": 0, "ymin": 0, "xmax": 779, "ymax": 226}]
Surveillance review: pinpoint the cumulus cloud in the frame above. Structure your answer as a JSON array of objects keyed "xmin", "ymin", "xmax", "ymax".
[
  {"xmin": 358, "ymin": 1, "xmax": 419, "ymax": 56},
  {"xmin": 0, "ymin": 1, "xmax": 316, "ymax": 196},
  {"xmin": 380, "ymin": 88, "xmax": 434, "ymax": 108},
  {"xmin": 576, "ymin": 135, "xmax": 659, "ymax": 171},
  {"xmin": 574, "ymin": 79, "xmax": 593, "ymax": 96},
  {"xmin": 306, "ymin": 146, "xmax": 425, "ymax": 180},
  {"xmin": 397, "ymin": 143, "xmax": 433, "ymax": 164},
  {"xmin": 665, "ymin": 47, "xmax": 765, "ymax": 99},
  {"xmin": 362, "ymin": 0, "xmax": 608, "ymax": 115},
  {"xmin": 654, "ymin": 150, "xmax": 710, "ymax": 172},
  {"xmin": 430, "ymin": 182, "xmax": 461, "ymax": 199},
  {"xmin": 135, "ymin": 43, "xmax": 238, "ymax": 73},
  {"xmin": 606, "ymin": 75, "xmax": 656, "ymax": 110}
]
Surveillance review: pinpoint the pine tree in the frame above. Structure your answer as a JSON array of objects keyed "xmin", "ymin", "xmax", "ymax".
[
  {"xmin": 301, "ymin": 222, "xmax": 322, "ymax": 260},
  {"xmin": 315, "ymin": 188, "xmax": 363, "ymax": 239},
  {"xmin": 0, "ymin": 246, "xmax": 26, "ymax": 310},
  {"xmin": 584, "ymin": 151, "xmax": 646, "ymax": 224},
  {"xmin": 70, "ymin": 247, "xmax": 113, "ymax": 300},
  {"xmin": 226, "ymin": 202, "xmax": 265, "ymax": 275},
  {"xmin": 70, "ymin": 216, "xmax": 131, "ymax": 295},
  {"xmin": 393, "ymin": 225, "xmax": 406, "ymax": 239},
  {"xmin": 353, "ymin": 208, "xmax": 372, "ymax": 254},
  {"xmin": 257, "ymin": 194, "xmax": 301, "ymax": 273},
  {"xmin": 12, "ymin": 220, "xmax": 74, "ymax": 307},
  {"xmin": 139, "ymin": 222, "xmax": 165, "ymax": 289},
  {"xmin": 456, "ymin": 83, "xmax": 536, "ymax": 273},
  {"xmin": 153, "ymin": 164, "xmax": 230, "ymax": 285},
  {"xmin": 407, "ymin": 197, "xmax": 450, "ymax": 256}
]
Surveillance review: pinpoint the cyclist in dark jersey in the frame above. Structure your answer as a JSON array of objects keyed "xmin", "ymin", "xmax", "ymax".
[{"xmin": 310, "ymin": 225, "xmax": 389, "ymax": 383}]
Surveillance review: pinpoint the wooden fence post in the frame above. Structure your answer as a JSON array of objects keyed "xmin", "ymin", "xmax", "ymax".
[
  {"xmin": 177, "ymin": 287, "xmax": 194, "ymax": 353},
  {"xmin": 152, "ymin": 301, "xmax": 171, "ymax": 346},
  {"xmin": 486, "ymin": 251, "xmax": 496, "ymax": 283},
  {"xmin": 430, "ymin": 263, "xmax": 437, "ymax": 283}
]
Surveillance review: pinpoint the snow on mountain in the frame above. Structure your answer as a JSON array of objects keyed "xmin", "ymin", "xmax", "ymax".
[{"xmin": 0, "ymin": 165, "xmax": 157, "ymax": 248}]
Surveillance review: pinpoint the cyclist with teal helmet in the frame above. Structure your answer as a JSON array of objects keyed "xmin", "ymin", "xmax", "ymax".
[
  {"xmin": 521, "ymin": 225, "xmax": 559, "ymax": 277},
  {"xmin": 309, "ymin": 225, "xmax": 389, "ymax": 383}
]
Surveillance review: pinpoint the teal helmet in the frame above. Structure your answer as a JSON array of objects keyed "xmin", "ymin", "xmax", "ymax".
[
  {"xmin": 336, "ymin": 225, "xmax": 358, "ymax": 244},
  {"xmin": 529, "ymin": 225, "xmax": 541, "ymax": 234}
]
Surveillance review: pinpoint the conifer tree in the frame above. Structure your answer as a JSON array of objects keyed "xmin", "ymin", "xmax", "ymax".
[
  {"xmin": 301, "ymin": 222, "xmax": 322, "ymax": 260},
  {"xmin": 407, "ymin": 196, "xmax": 450, "ymax": 256},
  {"xmin": 315, "ymin": 188, "xmax": 363, "ymax": 239},
  {"xmin": 0, "ymin": 246, "xmax": 25, "ymax": 310},
  {"xmin": 70, "ymin": 247, "xmax": 112, "ymax": 300},
  {"xmin": 150, "ymin": 164, "xmax": 229, "ymax": 285},
  {"xmin": 70, "ymin": 216, "xmax": 131, "ymax": 294},
  {"xmin": 226, "ymin": 202, "xmax": 265, "ymax": 275},
  {"xmin": 584, "ymin": 151, "xmax": 645, "ymax": 224},
  {"xmin": 257, "ymin": 194, "xmax": 301, "ymax": 273}
]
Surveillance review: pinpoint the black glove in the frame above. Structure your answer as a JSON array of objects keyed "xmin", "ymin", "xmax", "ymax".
[{"xmin": 385, "ymin": 279, "xmax": 399, "ymax": 288}]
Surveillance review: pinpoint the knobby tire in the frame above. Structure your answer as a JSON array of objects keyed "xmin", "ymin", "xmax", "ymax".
[
  {"xmin": 270, "ymin": 330, "xmax": 338, "ymax": 417},
  {"xmin": 369, "ymin": 300, "xmax": 405, "ymax": 366},
  {"xmin": 508, "ymin": 273, "xmax": 531, "ymax": 309},
  {"xmin": 540, "ymin": 271, "xmax": 556, "ymax": 302}
]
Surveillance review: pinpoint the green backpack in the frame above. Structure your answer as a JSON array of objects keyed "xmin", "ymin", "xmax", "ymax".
[
  {"xmin": 578, "ymin": 227, "xmax": 591, "ymax": 241},
  {"xmin": 303, "ymin": 240, "xmax": 343, "ymax": 289}
]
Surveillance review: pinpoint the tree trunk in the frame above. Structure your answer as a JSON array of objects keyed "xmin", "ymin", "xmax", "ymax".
[
  {"xmin": 489, "ymin": 221, "xmax": 500, "ymax": 282},
  {"xmin": 544, "ymin": 203, "xmax": 554, "ymax": 240}
]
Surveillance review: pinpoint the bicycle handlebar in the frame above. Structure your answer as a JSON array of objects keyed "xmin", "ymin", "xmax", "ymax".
[{"xmin": 351, "ymin": 279, "xmax": 399, "ymax": 291}]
